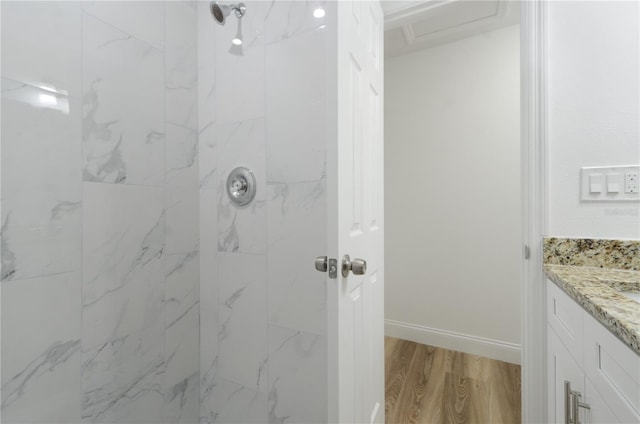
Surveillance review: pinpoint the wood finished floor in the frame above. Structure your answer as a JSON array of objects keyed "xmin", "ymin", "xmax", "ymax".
[{"xmin": 385, "ymin": 337, "xmax": 521, "ymax": 424}]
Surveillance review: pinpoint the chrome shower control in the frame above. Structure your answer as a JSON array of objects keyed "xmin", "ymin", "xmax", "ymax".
[
  {"xmin": 226, "ymin": 167, "xmax": 256, "ymax": 206},
  {"xmin": 341, "ymin": 254, "xmax": 367, "ymax": 277}
]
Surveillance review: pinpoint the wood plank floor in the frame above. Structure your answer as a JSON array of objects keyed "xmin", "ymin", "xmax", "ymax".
[{"xmin": 385, "ymin": 337, "xmax": 521, "ymax": 424}]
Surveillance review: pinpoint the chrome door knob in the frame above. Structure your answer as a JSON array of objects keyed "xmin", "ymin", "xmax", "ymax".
[
  {"xmin": 341, "ymin": 254, "xmax": 367, "ymax": 277},
  {"xmin": 315, "ymin": 256, "xmax": 328, "ymax": 272}
]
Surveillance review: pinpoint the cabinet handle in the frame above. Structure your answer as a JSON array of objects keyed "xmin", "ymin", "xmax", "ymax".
[
  {"xmin": 573, "ymin": 391, "xmax": 591, "ymax": 424},
  {"xmin": 564, "ymin": 384, "xmax": 591, "ymax": 424},
  {"xmin": 572, "ymin": 389, "xmax": 580, "ymax": 424},
  {"xmin": 578, "ymin": 400, "xmax": 591, "ymax": 411},
  {"xmin": 564, "ymin": 381, "xmax": 573, "ymax": 424}
]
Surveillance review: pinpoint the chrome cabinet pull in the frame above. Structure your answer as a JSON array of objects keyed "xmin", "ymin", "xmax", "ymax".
[
  {"xmin": 565, "ymin": 381, "xmax": 573, "ymax": 424},
  {"xmin": 565, "ymin": 380, "xmax": 590, "ymax": 424},
  {"xmin": 573, "ymin": 391, "xmax": 590, "ymax": 424}
]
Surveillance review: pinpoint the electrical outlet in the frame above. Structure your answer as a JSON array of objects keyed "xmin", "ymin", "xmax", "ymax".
[
  {"xmin": 581, "ymin": 165, "xmax": 640, "ymax": 202},
  {"xmin": 626, "ymin": 171, "xmax": 639, "ymax": 193}
]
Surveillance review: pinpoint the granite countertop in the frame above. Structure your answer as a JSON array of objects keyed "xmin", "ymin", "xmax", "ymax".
[{"xmin": 544, "ymin": 238, "xmax": 640, "ymax": 356}]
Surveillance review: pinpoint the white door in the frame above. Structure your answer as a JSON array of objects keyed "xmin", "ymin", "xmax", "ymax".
[{"xmin": 327, "ymin": 1, "xmax": 384, "ymax": 423}]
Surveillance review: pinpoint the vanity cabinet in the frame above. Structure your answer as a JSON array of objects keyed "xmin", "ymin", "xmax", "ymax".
[{"xmin": 547, "ymin": 279, "xmax": 640, "ymax": 424}]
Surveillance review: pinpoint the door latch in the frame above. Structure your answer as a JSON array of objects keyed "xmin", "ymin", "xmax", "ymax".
[{"xmin": 315, "ymin": 256, "xmax": 339, "ymax": 279}]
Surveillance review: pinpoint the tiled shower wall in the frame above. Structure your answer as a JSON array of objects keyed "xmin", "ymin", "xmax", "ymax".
[
  {"xmin": 1, "ymin": 1, "xmax": 199, "ymax": 422},
  {"xmin": 197, "ymin": 1, "xmax": 329, "ymax": 422},
  {"xmin": 2, "ymin": 1, "xmax": 329, "ymax": 423}
]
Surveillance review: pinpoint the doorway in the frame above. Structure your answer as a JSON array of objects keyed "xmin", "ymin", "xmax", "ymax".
[{"xmin": 381, "ymin": 1, "xmax": 523, "ymax": 421}]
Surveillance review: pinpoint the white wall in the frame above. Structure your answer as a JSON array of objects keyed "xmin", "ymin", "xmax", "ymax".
[
  {"xmin": 548, "ymin": 1, "xmax": 640, "ymax": 240},
  {"xmin": 384, "ymin": 25, "xmax": 521, "ymax": 363}
]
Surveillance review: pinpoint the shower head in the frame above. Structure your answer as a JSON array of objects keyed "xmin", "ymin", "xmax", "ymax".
[{"xmin": 210, "ymin": 2, "xmax": 246, "ymax": 25}]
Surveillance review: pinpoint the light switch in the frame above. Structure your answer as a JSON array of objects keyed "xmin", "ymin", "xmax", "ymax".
[
  {"xmin": 589, "ymin": 174, "xmax": 603, "ymax": 193},
  {"xmin": 606, "ymin": 173, "xmax": 621, "ymax": 193},
  {"xmin": 581, "ymin": 165, "xmax": 640, "ymax": 202}
]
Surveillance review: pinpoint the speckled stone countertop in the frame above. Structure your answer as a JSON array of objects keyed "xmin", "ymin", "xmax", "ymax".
[{"xmin": 544, "ymin": 238, "xmax": 640, "ymax": 356}]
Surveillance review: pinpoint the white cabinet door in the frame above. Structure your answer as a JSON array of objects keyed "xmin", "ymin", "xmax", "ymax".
[
  {"xmin": 548, "ymin": 325, "xmax": 585, "ymax": 424},
  {"xmin": 583, "ymin": 312, "xmax": 640, "ymax": 423},
  {"xmin": 547, "ymin": 279, "xmax": 584, "ymax": 367},
  {"xmin": 584, "ymin": 377, "xmax": 621, "ymax": 424}
]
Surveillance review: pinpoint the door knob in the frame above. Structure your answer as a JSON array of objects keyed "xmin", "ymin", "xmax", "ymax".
[
  {"xmin": 342, "ymin": 254, "xmax": 367, "ymax": 277},
  {"xmin": 315, "ymin": 256, "xmax": 338, "ymax": 279},
  {"xmin": 315, "ymin": 256, "xmax": 328, "ymax": 272}
]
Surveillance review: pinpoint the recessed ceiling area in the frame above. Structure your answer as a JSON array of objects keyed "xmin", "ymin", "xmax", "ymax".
[{"xmin": 382, "ymin": 0, "xmax": 520, "ymax": 57}]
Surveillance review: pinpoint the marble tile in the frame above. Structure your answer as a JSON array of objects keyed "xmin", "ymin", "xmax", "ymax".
[
  {"xmin": 1, "ymin": 272, "xmax": 81, "ymax": 423},
  {"xmin": 214, "ymin": 2, "xmax": 266, "ymax": 125},
  {"xmin": 164, "ymin": 372, "xmax": 200, "ymax": 424},
  {"xmin": 82, "ymin": 12, "xmax": 164, "ymax": 186},
  {"xmin": 199, "ymin": 122, "xmax": 218, "ymax": 190},
  {"xmin": 81, "ymin": 328, "xmax": 165, "ymax": 423},
  {"xmin": 166, "ymin": 0, "xmax": 198, "ymax": 130},
  {"xmin": 264, "ymin": 0, "xmax": 329, "ymax": 44},
  {"xmin": 165, "ymin": 251, "xmax": 200, "ymax": 389},
  {"xmin": 197, "ymin": 1, "xmax": 216, "ymax": 139},
  {"xmin": 1, "ymin": 1, "xmax": 81, "ymax": 96},
  {"xmin": 266, "ymin": 28, "xmax": 327, "ymax": 183},
  {"xmin": 165, "ymin": 186, "xmax": 199, "ymax": 255},
  {"xmin": 82, "ymin": 183, "xmax": 164, "ymax": 352},
  {"xmin": 267, "ymin": 181, "xmax": 327, "ymax": 335},
  {"xmin": 218, "ymin": 252, "xmax": 268, "ymax": 393},
  {"xmin": 82, "ymin": 1, "xmax": 165, "ymax": 49},
  {"xmin": 217, "ymin": 118, "xmax": 267, "ymax": 255},
  {"xmin": 268, "ymin": 326, "xmax": 327, "ymax": 424},
  {"xmin": 200, "ymin": 355, "xmax": 218, "ymax": 424},
  {"xmin": 200, "ymin": 378, "xmax": 268, "ymax": 424},
  {"xmin": 200, "ymin": 188, "xmax": 219, "ymax": 405},
  {"xmin": 166, "ymin": 123, "xmax": 198, "ymax": 188},
  {"xmin": 1, "ymin": 78, "xmax": 81, "ymax": 281}
]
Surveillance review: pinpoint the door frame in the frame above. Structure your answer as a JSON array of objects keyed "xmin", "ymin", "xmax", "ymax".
[{"xmin": 520, "ymin": 1, "xmax": 548, "ymax": 422}]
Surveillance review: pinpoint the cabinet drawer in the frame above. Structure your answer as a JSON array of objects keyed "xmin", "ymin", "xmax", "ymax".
[
  {"xmin": 547, "ymin": 279, "xmax": 584, "ymax": 367},
  {"xmin": 548, "ymin": 325, "xmax": 585, "ymax": 424},
  {"xmin": 583, "ymin": 311, "xmax": 640, "ymax": 421},
  {"xmin": 584, "ymin": 377, "xmax": 621, "ymax": 424}
]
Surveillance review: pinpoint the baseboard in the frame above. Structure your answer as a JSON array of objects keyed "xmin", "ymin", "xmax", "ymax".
[{"xmin": 385, "ymin": 319, "xmax": 521, "ymax": 364}]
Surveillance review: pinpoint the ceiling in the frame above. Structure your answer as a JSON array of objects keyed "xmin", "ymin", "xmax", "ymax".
[{"xmin": 382, "ymin": 0, "xmax": 520, "ymax": 57}]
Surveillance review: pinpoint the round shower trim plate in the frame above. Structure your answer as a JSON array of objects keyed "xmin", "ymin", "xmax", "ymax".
[{"xmin": 226, "ymin": 166, "xmax": 256, "ymax": 207}]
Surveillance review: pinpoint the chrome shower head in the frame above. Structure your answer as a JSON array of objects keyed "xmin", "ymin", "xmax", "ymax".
[{"xmin": 210, "ymin": 2, "xmax": 246, "ymax": 25}]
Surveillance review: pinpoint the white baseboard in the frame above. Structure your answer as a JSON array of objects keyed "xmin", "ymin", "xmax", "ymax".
[{"xmin": 385, "ymin": 319, "xmax": 521, "ymax": 365}]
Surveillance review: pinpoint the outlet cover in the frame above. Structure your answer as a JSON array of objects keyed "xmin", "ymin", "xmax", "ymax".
[{"xmin": 580, "ymin": 165, "xmax": 640, "ymax": 202}]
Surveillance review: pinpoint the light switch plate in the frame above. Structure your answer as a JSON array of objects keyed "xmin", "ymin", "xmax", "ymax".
[
  {"xmin": 589, "ymin": 174, "xmax": 603, "ymax": 193},
  {"xmin": 581, "ymin": 165, "xmax": 640, "ymax": 202},
  {"xmin": 606, "ymin": 173, "xmax": 621, "ymax": 193}
]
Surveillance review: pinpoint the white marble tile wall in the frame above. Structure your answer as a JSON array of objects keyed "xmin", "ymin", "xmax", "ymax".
[
  {"xmin": 163, "ymin": 3, "xmax": 201, "ymax": 420},
  {"xmin": 1, "ymin": 2, "xmax": 83, "ymax": 422},
  {"xmin": 216, "ymin": 118, "xmax": 267, "ymax": 255},
  {"xmin": 82, "ymin": 10, "xmax": 164, "ymax": 186},
  {"xmin": 1, "ymin": 0, "xmax": 82, "ymax": 283},
  {"xmin": 3, "ymin": 1, "xmax": 330, "ymax": 422},
  {"xmin": 1, "ymin": 273, "xmax": 82, "ymax": 423},
  {"xmin": 197, "ymin": 2, "xmax": 220, "ymax": 421},
  {"xmin": 2, "ymin": 1, "xmax": 199, "ymax": 422},
  {"xmin": 199, "ymin": 1, "xmax": 328, "ymax": 423}
]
